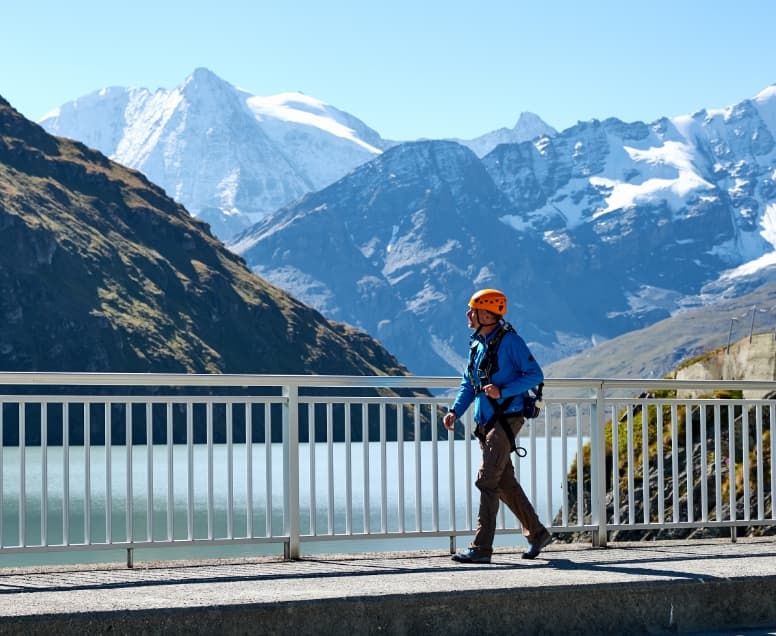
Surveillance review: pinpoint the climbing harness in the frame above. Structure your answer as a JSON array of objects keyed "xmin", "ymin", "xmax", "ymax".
[{"xmin": 467, "ymin": 322, "xmax": 543, "ymax": 457}]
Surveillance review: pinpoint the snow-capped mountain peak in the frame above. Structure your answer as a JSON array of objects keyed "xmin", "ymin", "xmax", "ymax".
[
  {"xmin": 454, "ymin": 111, "xmax": 557, "ymax": 157},
  {"xmin": 246, "ymin": 92, "xmax": 382, "ymax": 153},
  {"xmin": 512, "ymin": 111, "xmax": 556, "ymax": 138},
  {"xmin": 182, "ymin": 66, "xmax": 234, "ymax": 91},
  {"xmin": 38, "ymin": 68, "xmax": 387, "ymax": 240}
]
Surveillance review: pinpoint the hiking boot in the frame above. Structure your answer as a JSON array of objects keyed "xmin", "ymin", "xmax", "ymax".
[
  {"xmin": 522, "ymin": 534, "xmax": 553, "ymax": 560},
  {"xmin": 451, "ymin": 548, "xmax": 491, "ymax": 564}
]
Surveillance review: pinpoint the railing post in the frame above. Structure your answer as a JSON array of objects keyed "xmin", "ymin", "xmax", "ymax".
[
  {"xmin": 283, "ymin": 382, "xmax": 301, "ymax": 559},
  {"xmin": 590, "ymin": 381, "xmax": 608, "ymax": 547}
]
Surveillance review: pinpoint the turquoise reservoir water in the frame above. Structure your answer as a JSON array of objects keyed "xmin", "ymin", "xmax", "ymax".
[{"xmin": 0, "ymin": 438, "xmax": 581, "ymax": 567}]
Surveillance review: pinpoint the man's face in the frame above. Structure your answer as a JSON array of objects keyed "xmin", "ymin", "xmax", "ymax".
[
  {"xmin": 466, "ymin": 307, "xmax": 478, "ymax": 328},
  {"xmin": 467, "ymin": 307, "xmax": 498, "ymax": 328}
]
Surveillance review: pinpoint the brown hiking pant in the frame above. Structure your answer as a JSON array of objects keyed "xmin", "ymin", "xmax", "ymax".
[{"xmin": 470, "ymin": 415, "xmax": 548, "ymax": 554}]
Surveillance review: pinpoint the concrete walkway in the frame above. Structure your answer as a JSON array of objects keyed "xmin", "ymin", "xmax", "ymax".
[{"xmin": 1, "ymin": 538, "xmax": 775, "ymax": 635}]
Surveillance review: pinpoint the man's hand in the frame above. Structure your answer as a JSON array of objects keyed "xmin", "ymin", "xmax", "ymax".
[
  {"xmin": 482, "ymin": 384, "xmax": 501, "ymax": 399},
  {"xmin": 443, "ymin": 411, "xmax": 457, "ymax": 431}
]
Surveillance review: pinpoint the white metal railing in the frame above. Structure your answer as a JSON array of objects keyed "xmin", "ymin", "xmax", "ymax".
[{"xmin": 0, "ymin": 373, "xmax": 774, "ymax": 566}]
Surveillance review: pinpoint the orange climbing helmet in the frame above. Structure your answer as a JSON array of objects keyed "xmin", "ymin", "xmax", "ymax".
[{"xmin": 468, "ymin": 289, "xmax": 507, "ymax": 316}]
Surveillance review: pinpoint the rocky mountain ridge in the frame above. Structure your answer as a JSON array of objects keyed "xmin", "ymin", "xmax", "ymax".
[{"xmin": 233, "ymin": 85, "xmax": 776, "ymax": 375}]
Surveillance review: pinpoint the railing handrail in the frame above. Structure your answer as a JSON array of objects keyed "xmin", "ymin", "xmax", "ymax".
[
  {"xmin": 2, "ymin": 372, "xmax": 775, "ymax": 392},
  {"xmin": 0, "ymin": 372, "xmax": 458, "ymax": 388}
]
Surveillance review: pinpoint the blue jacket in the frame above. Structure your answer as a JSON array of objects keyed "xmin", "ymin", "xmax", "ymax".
[{"xmin": 450, "ymin": 325, "xmax": 543, "ymax": 426}]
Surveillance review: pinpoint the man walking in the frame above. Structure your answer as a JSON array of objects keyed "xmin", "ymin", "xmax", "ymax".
[{"xmin": 443, "ymin": 289, "xmax": 552, "ymax": 563}]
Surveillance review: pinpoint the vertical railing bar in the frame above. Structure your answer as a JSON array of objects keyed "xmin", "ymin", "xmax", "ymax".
[
  {"xmin": 446, "ymin": 403, "xmax": 455, "ymax": 534},
  {"xmin": 84, "ymin": 402, "xmax": 91, "ymax": 545},
  {"xmin": 431, "ymin": 403, "xmax": 439, "ymax": 532},
  {"xmin": 246, "ymin": 402, "xmax": 253, "ymax": 538},
  {"xmin": 64, "ymin": 401, "xmax": 70, "ymax": 546},
  {"xmin": 465, "ymin": 410, "xmax": 473, "ymax": 531},
  {"xmin": 284, "ymin": 382, "xmax": 301, "ymax": 559},
  {"xmin": 362, "ymin": 403, "xmax": 370, "ymax": 533},
  {"xmin": 227, "ymin": 401, "xmax": 234, "ymax": 539},
  {"xmin": 146, "ymin": 402, "xmax": 153, "ymax": 543},
  {"xmin": 499, "ymin": 470, "xmax": 506, "ymax": 531},
  {"xmin": 414, "ymin": 404, "xmax": 422, "ymax": 532},
  {"xmin": 125, "ymin": 402, "xmax": 132, "ymax": 545},
  {"xmin": 627, "ymin": 406, "xmax": 635, "ymax": 525},
  {"xmin": 345, "ymin": 403, "xmax": 353, "ymax": 535},
  {"xmin": 264, "ymin": 403, "xmax": 272, "ymax": 538},
  {"xmin": 641, "ymin": 401, "xmax": 650, "ymax": 524},
  {"xmin": 529, "ymin": 408, "xmax": 537, "ymax": 511},
  {"xmin": 771, "ymin": 404, "xmax": 776, "ymax": 521},
  {"xmin": 685, "ymin": 403, "xmax": 694, "ymax": 523},
  {"xmin": 728, "ymin": 403, "xmax": 736, "ymax": 523},
  {"xmin": 756, "ymin": 404, "xmax": 764, "ymax": 520},
  {"xmin": 515, "ymin": 410, "xmax": 521, "ymax": 494},
  {"xmin": 544, "ymin": 405, "xmax": 552, "ymax": 526},
  {"xmin": 591, "ymin": 382, "xmax": 608, "ymax": 547},
  {"xmin": 714, "ymin": 404, "xmax": 723, "ymax": 522},
  {"xmin": 20, "ymin": 402, "xmax": 26, "ymax": 547},
  {"xmin": 671, "ymin": 404, "xmax": 679, "ymax": 523},
  {"xmin": 612, "ymin": 402, "xmax": 620, "ymax": 525},
  {"xmin": 514, "ymin": 405, "xmax": 531, "ymax": 530},
  {"xmin": 560, "ymin": 405, "xmax": 568, "ymax": 526},
  {"xmin": 700, "ymin": 403, "xmax": 708, "ymax": 522},
  {"xmin": 207, "ymin": 402, "xmax": 214, "ymax": 540},
  {"xmin": 41, "ymin": 401, "xmax": 48, "ymax": 547},
  {"xmin": 327, "ymin": 403, "xmax": 335, "ymax": 534},
  {"xmin": 742, "ymin": 404, "xmax": 750, "ymax": 521},
  {"xmin": 575, "ymin": 403, "xmax": 584, "ymax": 527},
  {"xmin": 398, "ymin": 406, "xmax": 406, "ymax": 533},
  {"xmin": 106, "ymin": 403, "xmax": 112, "ymax": 545},
  {"xmin": 166, "ymin": 402, "xmax": 174, "ymax": 543},
  {"xmin": 380, "ymin": 403, "xmax": 388, "ymax": 533},
  {"xmin": 656, "ymin": 402, "xmax": 665, "ymax": 524},
  {"xmin": 186, "ymin": 403, "xmax": 194, "ymax": 541},
  {"xmin": 308, "ymin": 403, "xmax": 316, "ymax": 536},
  {"xmin": 0, "ymin": 400, "xmax": 4, "ymax": 548}
]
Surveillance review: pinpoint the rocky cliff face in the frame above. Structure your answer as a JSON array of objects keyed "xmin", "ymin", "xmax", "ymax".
[
  {"xmin": 230, "ymin": 140, "xmax": 571, "ymax": 375},
  {"xmin": 0, "ymin": 95, "xmax": 408, "ymax": 376}
]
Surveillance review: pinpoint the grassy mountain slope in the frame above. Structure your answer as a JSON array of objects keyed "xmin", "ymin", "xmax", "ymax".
[{"xmin": 0, "ymin": 95, "xmax": 407, "ymax": 375}]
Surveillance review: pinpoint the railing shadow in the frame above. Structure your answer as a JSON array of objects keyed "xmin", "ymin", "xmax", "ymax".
[{"xmin": 2, "ymin": 542, "xmax": 776, "ymax": 596}]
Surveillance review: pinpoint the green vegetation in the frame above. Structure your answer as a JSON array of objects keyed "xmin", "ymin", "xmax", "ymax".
[{"xmin": 674, "ymin": 346, "xmax": 725, "ymax": 371}]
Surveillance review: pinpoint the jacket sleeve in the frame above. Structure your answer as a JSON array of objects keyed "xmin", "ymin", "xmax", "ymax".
[
  {"xmin": 450, "ymin": 366, "xmax": 476, "ymax": 417},
  {"xmin": 498, "ymin": 332, "xmax": 543, "ymax": 399}
]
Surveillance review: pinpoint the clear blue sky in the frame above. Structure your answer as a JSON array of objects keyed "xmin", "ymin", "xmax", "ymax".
[{"xmin": 3, "ymin": 0, "xmax": 775, "ymax": 140}]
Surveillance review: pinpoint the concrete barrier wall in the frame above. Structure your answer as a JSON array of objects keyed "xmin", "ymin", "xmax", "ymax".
[
  {"xmin": 4, "ymin": 576, "xmax": 776, "ymax": 636},
  {"xmin": 676, "ymin": 332, "xmax": 776, "ymax": 399}
]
